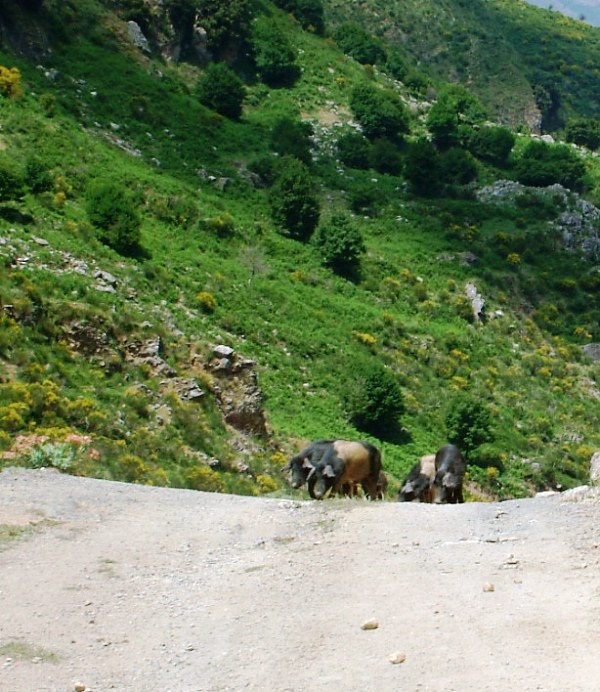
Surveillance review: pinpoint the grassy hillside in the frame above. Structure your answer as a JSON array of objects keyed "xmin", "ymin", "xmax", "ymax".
[{"xmin": 0, "ymin": 0, "xmax": 599, "ymax": 500}]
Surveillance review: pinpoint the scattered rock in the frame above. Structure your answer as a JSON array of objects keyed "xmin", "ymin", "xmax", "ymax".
[
  {"xmin": 483, "ymin": 582, "xmax": 495, "ymax": 592},
  {"xmin": 74, "ymin": 683, "xmax": 87, "ymax": 692},
  {"xmin": 361, "ymin": 618, "xmax": 379, "ymax": 630},
  {"xmin": 388, "ymin": 652, "xmax": 406, "ymax": 665},
  {"xmin": 590, "ymin": 451, "xmax": 600, "ymax": 486}
]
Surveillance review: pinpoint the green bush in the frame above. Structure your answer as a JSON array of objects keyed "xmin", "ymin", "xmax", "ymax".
[
  {"xmin": 514, "ymin": 140, "xmax": 586, "ymax": 191},
  {"xmin": 369, "ymin": 138, "xmax": 403, "ymax": 175},
  {"xmin": 334, "ymin": 22, "xmax": 386, "ymax": 65},
  {"xmin": 468, "ymin": 126, "xmax": 515, "ymax": 166},
  {"xmin": 313, "ymin": 213, "xmax": 365, "ymax": 278},
  {"xmin": 269, "ymin": 156, "xmax": 320, "ymax": 240},
  {"xmin": 273, "ymin": 0, "xmax": 324, "ymax": 33},
  {"xmin": 349, "ymin": 83, "xmax": 410, "ymax": 141},
  {"xmin": 197, "ymin": 62, "xmax": 246, "ymax": 120},
  {"xmin": 344, "ymin": 362, "xmax": 405, "ymax": 436},
  {"xmin": 252, "ymin": 17, "xmax": 300, "ymax": 87},
  {"xmin": 440, "ymin": 147, "xmax": 478, "ymax": 185},
  {"xmin": 86, "ymin": 179, "xmax": 142, "ymax": 255},
  {"xmin": 270, "ymin": 117, "xmax": 313, "ymax": 165},
  {"xmin": 337, "ymin": 131, "xmax": 371, "ymax": 169},
  {"xmin": 403, "ymin": 139, "xmax": 442, "ymax": 195},
  {"xmin": 445, "ymin": 395, "xmax": 493, "ymax": 461},
  {"xmin": 565, "ymin": 118, "xmax": 600, "ymax": 150},
  {"xmin": 0, "ymin": 153, "xmax": 25, "ymax": 202}
]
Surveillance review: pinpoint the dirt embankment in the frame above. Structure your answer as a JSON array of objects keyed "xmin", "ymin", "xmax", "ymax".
[{"xmin": 1, "ymin": 467, "xmax": 600, "ymax": 692}]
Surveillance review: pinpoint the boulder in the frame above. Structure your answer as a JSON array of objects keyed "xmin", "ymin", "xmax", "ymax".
[{"xmin": 590, "ymin": 451, "xmax": 600, "ymax": 486}]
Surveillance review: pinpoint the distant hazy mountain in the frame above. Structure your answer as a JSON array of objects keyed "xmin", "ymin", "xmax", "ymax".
[{"xmin": 523, "ymin": 0, "xmax": 600, "ymax": 26}]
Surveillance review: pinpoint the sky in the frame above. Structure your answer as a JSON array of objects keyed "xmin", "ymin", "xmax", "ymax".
[{"xmin": 522, "ymin": 0, "xmax": 600, "ymax": 26}]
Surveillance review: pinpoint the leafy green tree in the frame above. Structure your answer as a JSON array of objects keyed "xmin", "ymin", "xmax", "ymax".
[
  {"xmin": 86, "ymin": 179, "xmax": 142, "ymax": 255},
  {"xmin": 313, "ymin": 213, "xmax": 365, "ymax": 278},
  {"xmin": 270, "ymin": 117, "xmax": 313, "ymax": 164},
  {"xmin": 349, "ymin": 83, "xmax": 410, "ymax": 141},
  {"xmin": 565, "ymin": 118, "xmax": 600, "ymax": 150},
  {"xmin": 269, "ymin": 157, "xmax": 320, "ymax": 240},
  {"xmin": 468, "ymin": 126, "xmax": 515, "ymax": 166},
  {"xmin": 514, "ymin": 140, "xmax": 586, "ymax": 191},
  {"xmin": 334, "ymin": 22, "xmax": 386, "ymax": 65},
  {"xmin": 440, "ymin": 147, "xmax": 478, "ymax": 185},
  {"xmin": 274, "ymin": 0, "xmax": 324, "ymax": 33},
  {"xmin": 0, "ymin": 154, "xmax": 25, "ymax": 202},
  {"xmin": 197, "ymin": 62, "xmax": 245, "ymax": 119},
  {"xmin": 337, "ymin": 132, "xmax": 371, "ymax": 169},
  {"xmin": 427, "ymin": 84, "xmax": 487, "ymax": 149},
  {"xmin": 445, "ymin": 395, "xmax": 493, "ymax": 461},
  {"xmin": 345, "ymin": 362, "xmax": 405, "ymax": 436},
  {"xmin": 252, "ymin": 18, "xmax": 300, "ymax": 87},
  {"xmin": 369, "ymin": 138, "xmax": 403, "ymax": 175},
  {"xmin": 403, "ymin": 139, "xmax": 442, "ymax": 195}
]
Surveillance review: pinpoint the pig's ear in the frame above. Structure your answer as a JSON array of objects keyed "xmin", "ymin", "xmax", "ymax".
[{"xmin": 323, "ymin": 464, "xmax": 336, "ymax": 478}]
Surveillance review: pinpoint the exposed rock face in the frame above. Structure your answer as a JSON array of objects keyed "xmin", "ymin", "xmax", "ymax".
[
  {"xmin": 123, "ymin": 336, "xmax": 176, "ymax": 377},
  {"xmin": 465, "ymin": 282, "xmax": 485, "ymax": 322},
  {"xmin": 207, "ymin": 345, "xmax": 269, "ymax": 439},
  {"xmin": 583, "ymin": 343, "xmax": 600, "ymax": 362},
  {"xmin": 127, "ymin": 21, "xmax": 150, "ymax": 53},
  {"xmin": 590, "ymin": 451, "xmax": 600, "ymax": 486}
]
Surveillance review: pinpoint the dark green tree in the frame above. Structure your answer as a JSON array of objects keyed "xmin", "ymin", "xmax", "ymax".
[
  {"xmin": 514, "ymin": 141, "xmax": 586, "ymax": 191},
  {"xmin": 269, "ymin": 157, "xmax": 320, "ymax": 240},
  {"xmin": 565, "ymin": 118, "xmax": 600, "ymax": 150},
  {"xmin": 445, "ymin": 395, "xmax": 493, "ymax": 461},
  {"xmin": 274, "ymin": 0, "xmax": 324, "ymax": 33},
  {"xmin": 0, "ymin": 154, "xmax": 25, "ymax": 202},
  {"xmin": 369, "ymin": 138, "xmax": 403, "ymax": 175},
  {"xmin": 345, "ymin": 362, "xmax": 405, "ymax": 436},
  {"xmin": 349, "ymin": 83, "xmax": 410, "ymax": 141},
  {"xmin": 197, "ymin": 62, "xmax": 245, "ymax": 119},
  {"xmin": 334, "ymin": 22, "xmax": 386, "ymax": 65},
  {"xmin": 312, "ymin": 213, "xmax": 365, "ymax": 278},
  {"xmin": 427, "ymin": 84, "xmax": 487, "ymax": 149},
  {"xmin": 86, "ymin": 179, "xmax": 142, "ymax": 255},
  {"xmin": 270, "ymin": 117, "xmax": 313, "ymax": 164},
  {"xmin": 468, "ymin": 126, "xmax": 515, "ymax": 166},
  {"xmin": 440, "ymin": 147, "xmax": 478, "ymax": 185},
  {"xmin": 403, "ymin": 139, "xmax": 442, "ymax": 195},
  {"xmin": 252, "ymin": 18, "xmax": 300, "ymax": 87},
  {"xmin": 337, "ymin": 132, "xmax": 371, "ymax": 169}
]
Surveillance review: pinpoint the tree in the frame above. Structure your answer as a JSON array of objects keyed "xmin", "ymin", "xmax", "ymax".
[
  {"xmin": 403, "ymin": 139, "xmax": 442, "ymax": 195},
  {"xmin": 252, "ymin": 18, "xmax": 300, "ymax": 87},
  {"xmin": 0, "ymin": 154, "xmax": 25, "ymax": 202},
  {"xmin": 334, "ymin": 22, "xmax": 386, "ymax": 65},
  {"xmin": 270, "ymin": 117, "xmax": 313, "ymax": 164},
  {"xmin": 565, "ymin": 118, "xmax": 600, "ymax": 150},
  {"xmin": 86, "ymin": 179, "xmax": 142, "ymax": 255},
  {"xmin": 349, "ymin": 83, "xmax": 410, "ymax": 141},
  {"xmin": 274, "ymin": 0, "xmax": 324, "ymax": 34},
  {"xmin": 468, "ymin": 126, "xmax": 515, "ymax": 166},
  {"xmin": 440, "ymin": 147, "xmax": 478, "ymax": 185},
  {"xmin": 313, "ymin": 213, "xmax": 365, "ymax": 278},
  {"xmin": 197, "ymin": 62, "xmax": 245, "ymax": 120},
  {"xmin": 269, "ymin": 157, "xmax": 320, "ymax": 240},
  {"xmin": 344, "ymin": 362, "xmax": 405, "ymax": 436},
  {"xmin": 445, "ymin": 395, "xmax": 493, "ymax": 461},
  {"xmin": 427, "ymin": 84, "xmax": 486, "ymax": 149},
  {"xmin": 369, "ymin": 138, "xmax": 403, "ymax": 175},
  {"xmin": 337, "ymin": 132, "xmax": 371, "ymax": 169},
  {"xmin": 514, "ymin": 140, "xmax": 586, "ymax": 191}
]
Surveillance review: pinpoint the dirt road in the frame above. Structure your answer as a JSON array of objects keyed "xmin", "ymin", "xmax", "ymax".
[{"xmin": 1, "ymin": 467, "xmax": 600, "ymax": 692}]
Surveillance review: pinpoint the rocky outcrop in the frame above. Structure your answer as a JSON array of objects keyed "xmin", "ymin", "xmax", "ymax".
[
  {"xmin": 207, "ymin": 345, "xmax": 269, "ymax": 439},
  {"xmin": 591, "ymin": 451, "xmax": 600, "ymax": 486}
]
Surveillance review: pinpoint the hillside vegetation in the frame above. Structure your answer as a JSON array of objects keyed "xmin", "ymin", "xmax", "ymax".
[{"xmin": 0, "ymin": 0, "xmax": 599, "ymax": 501}]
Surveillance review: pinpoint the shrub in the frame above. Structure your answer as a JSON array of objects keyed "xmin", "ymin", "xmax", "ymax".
[
  {"xmin": 270, "ymin": 117, "xmax": 313, "ymax": 165},
  {"xmin": 369, "ymin": 138, "xmax": 403, "ymax": 175},
  {"xmin": 269, "ymin": 156, "xmax": 320, "ymax": 240},
  {"xmin": 312, "ymin": 213, "xmax": 365, "ymax": 278},
  {"xmin": 0, "ymin": 154, "xmax": 25, "ymax": 202},
  {"xmin": 403, "ymin": 139, "xmax": 442, "ymax": 195},
  {"xmin": 0, "ymin": 65, "xmax": 22, "ymax": 99},
  {"xmin": 86, "ymin": 179, "xmax": 142, "ymax": 254},
  {"xmin": 274, "ymin": 0, "xmax": 324, "ymax": 33},
  {"xmin": 252, "ymin": 17, "xmax": 300, "ymax": 87},
  {"xmin": 344, "ymin": 362, "xmax": 405, "ymax": 436},
  {"xmin": 349, "ymin": 83, "xmax": 410, "ymax": 141},
  {"xmin": 427, "ymin": 84, "xmax": 486, "ymax": 149},
  {"xmin": 439, "ymin": 147, "xmax": 478, "ymax": 185},
  {"xmin": 468, "ymin": 126, "xmax": 515, "ymax": 166},
  {"xmin": 25, "ymin": 157, "xmax": 53, "ymax": 193},
  {"xmin": 565, "ymin": 117, "xmax": 600, "ymax": 150},
  {"xmin": 195, "ymin": 0, "xmax": 254, "ymax": 56},
  {"xmin": 334, "ymin": 22, "xmax": 386, "ymax": 65},
  {"xmin": 445, "ymin": 395, "xmax": 493, "ymax": 460},
  {"xmin": 185, "ymin": 465, "xmax": 225, "ymax": 492},
  {"xmin": 514, "ymin": 141, "xmax": 586, "ymax": 191},
  {"xmin": 337, "ymin": 132, "xmax": 370, "ymax": 169},
  {"xmin": 197, "ymin": 62, "xmax": 246, "ymax": 120},
  {"xmin": 196, "ymin": 291, "xmax": 217, "ymax": 313}
]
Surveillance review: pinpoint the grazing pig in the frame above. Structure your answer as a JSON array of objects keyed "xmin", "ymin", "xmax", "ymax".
[
  {"xmin": 308, "ymin": 440, "xmax": 382, "ymax": 500},
  {"xmin": 398, "ymin": 454, "xmax": 435, "ymax": 502},
  {"xmin": 433, "ymin": 444, "xmax": 466, "ymax": 504},
  {"xmin": 282, "ymin": 440, "xmax": 334, "ymax": 498}
]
